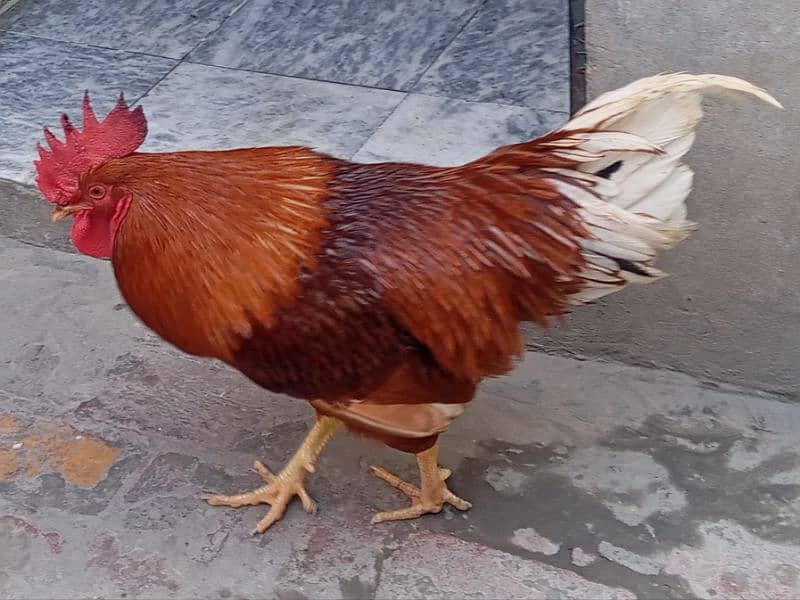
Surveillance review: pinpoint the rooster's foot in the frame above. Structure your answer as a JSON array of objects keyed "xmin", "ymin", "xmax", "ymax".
[
  {"xmin": 203, "ymin": 416, "xmax": 342, "ymax": 534},
  {"xmin": 369, "ymin": 455, "xmax": 471, "ymax": 524},
  {"xmin": 203, "ymin": 459, "xmax": 316, "ymax": 534}
]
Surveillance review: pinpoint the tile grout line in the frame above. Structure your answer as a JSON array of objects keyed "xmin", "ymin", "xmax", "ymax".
[
  {"xmin": 407, "ymin": 0, "xmax": 488, "ymax": 90},
  {"xmin": 2, "ymin": 25, "xmax": 567, "ymax": 114},
  {"xmin": 180, "ymin": 59, "xmax": 410, "ymax": 95},
  {"xmin": 344, "ymin": 0, "xmax": 501, "ymax": 160},
  {"xmin": 347, "ymin": 92, "xmax": 410, "ymax": 160},
  {"xmin": 0, "ymin": 28, "xmax": 176, "ymax": 61},
  {"xmin": 183, "ymin": 58, "xmax": 571, "ymax": 115},
  {"xmin": 0, "ymin": 29, "xmax": 409, "ymax": 97},
  {"xmin": 177, "ymin": 0, "xmax": 252, "ymax": 63},
  {"xmin": 132, "ymin": 0, "xmax": 254, "ymax": 105},
  {"xmin": 127, "ymin": 56, "xmax": 570, "ymax": 117},
  {"xmin": 167, "ymin": 59, "xmax": 563, "ymax": 116},
  {"xmin": 130, "ymin": 63, "xmax": 180, "ymax": 106},
  {"xmin": 0, "ymin": 27, "xmax": 180, "ymax": 108}
]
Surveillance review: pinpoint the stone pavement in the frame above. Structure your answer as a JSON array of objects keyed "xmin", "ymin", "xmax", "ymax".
[
  {"xmin": 1, "ymin": 1, "xmax": 799, "ymax": 599},
  {"xmin": 0, "ymin": 0, "xmax": 568, "ymax": 182}
]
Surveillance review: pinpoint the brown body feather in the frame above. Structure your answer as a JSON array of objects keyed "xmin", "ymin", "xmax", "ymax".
[{"xmin": 106, "ymin": 138, "xmax": 588, "ymax": 451}]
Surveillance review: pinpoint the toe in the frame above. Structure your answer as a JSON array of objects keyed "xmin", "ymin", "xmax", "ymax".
[
  {"xmin": 296, "ymin": 485, "xmax": 317, "ymax": 514},
  {"xmin": 203, "ymin": 488, "xmax": 272, "ymax": 508},
  {"xmin": 252, "ymin": 497, "xmax": 290, "ymax": 534},
  {"xmin": 201, "ymin": 481, "xmax": 279, "ymax": 507},
  {"xmin": 252, "ymin": 460, "xmax": 276, "ymax": 483},
  {"xmin": 371, "ymin": 504, "xmax": 427, "ymax": 524},
  {"xmin": 446, "ymin": 492, "xmax": 472, "ymax": 511},
  {"xmin": 370, "ymin": 465, "xmax": 421, "ymax": 499}
]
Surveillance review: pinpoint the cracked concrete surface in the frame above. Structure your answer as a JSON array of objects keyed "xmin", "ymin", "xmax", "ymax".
[{"xmin": 1, "ymin": 230, "xmax": 799, "ymax": 598}]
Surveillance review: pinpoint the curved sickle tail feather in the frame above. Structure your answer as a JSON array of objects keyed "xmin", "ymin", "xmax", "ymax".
[{"xmin": 537, "ymin": 73, "xmax": 782, "ymax": 304}]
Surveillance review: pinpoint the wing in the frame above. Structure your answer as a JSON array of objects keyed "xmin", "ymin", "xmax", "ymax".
[{"xmin": 325, "ymin": 152, "xmax": 590, "ymax": 382}]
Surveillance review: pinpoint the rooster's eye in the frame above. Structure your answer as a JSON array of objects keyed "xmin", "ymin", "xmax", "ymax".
[{"xmin": 88, "ymin": 185, "xmax": 106, "ymax": 199}]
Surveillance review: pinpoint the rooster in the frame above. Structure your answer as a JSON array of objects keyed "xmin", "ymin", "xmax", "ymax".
[{"xmin": 35, "ymin": 74, "xmax": 779, "ymax": 534}]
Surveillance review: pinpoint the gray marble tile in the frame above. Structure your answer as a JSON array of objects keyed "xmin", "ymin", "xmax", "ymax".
[
  {"xmin": 0, "ymin": 0, "xmax": 243, "ymax": 59},
  {"xmin": 189, "ymin": 0, "xmax": 482, "ymax": 90},
  {"xmin": 352, "ymin": 93, "xmax": 567, "ymax": 166},
  {"xmin": 0, "ymin": 33, "xmax": 176, "ymax": 184},
  {"xmin": 414, "ymin": 0, "xmax": 570, "ymax": 111},
  {"xmin": 138, "ymin": 62, "xmax": 405, "ymax": 157}
]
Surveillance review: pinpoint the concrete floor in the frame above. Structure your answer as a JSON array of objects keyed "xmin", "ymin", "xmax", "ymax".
[
  {"xmin": 2, "ymin": 234, "xmax": 799, "ymax": 599},
  {"xmin": 1, "ymin": 1, "xmax": 799, "ymax": 599}
]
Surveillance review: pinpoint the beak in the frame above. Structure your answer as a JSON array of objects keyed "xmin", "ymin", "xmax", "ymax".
[{"xmin": 51, "ymin": 205, "xmax": 86, "ymax": 222}]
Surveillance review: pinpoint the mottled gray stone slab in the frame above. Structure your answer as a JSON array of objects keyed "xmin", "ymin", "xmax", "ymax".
[
  {"xmin": 0, "ymin": 0, "xmax": 243, "ymax": 59},
  {"xmin": 189, "ymin": 0, "xmax": 482, "ymax": 90},
  {"xmin": 353, "ymin": 93, "xmax": 567, "ymax": 166},
  {"xmin": 0, "ymin": 33, "xmax": 176, "ymax": 184},
  {"xmin": 138, "ymin": 62, "xmax": 405, "ymax": 157},
  {"xmin": 414, "ymin": 0, "xmax": 570, "ymax": 110}
]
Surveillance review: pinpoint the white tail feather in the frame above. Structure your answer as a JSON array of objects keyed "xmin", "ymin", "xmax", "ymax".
[{"xmin": 541, "ymin": 73, "xmax": 780, "ymax": 304}]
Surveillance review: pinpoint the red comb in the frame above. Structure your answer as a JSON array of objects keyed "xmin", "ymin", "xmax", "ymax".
[{"xmin": 34, "ymin": 92, "xmax": 147, "ymax": 205}]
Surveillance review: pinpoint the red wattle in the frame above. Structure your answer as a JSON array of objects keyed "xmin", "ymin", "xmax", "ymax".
[{"xmin": 70, "ymin": 196, "xmax": 131, "ymax": 259}]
